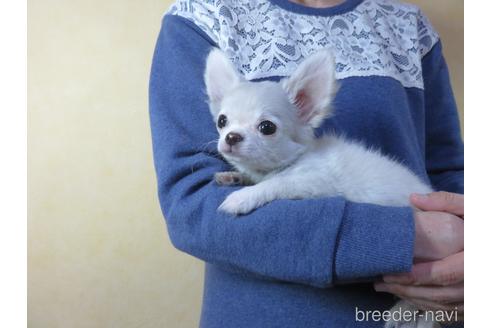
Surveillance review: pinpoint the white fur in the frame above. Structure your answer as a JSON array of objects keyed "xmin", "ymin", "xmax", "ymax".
[
  {"xmin": 204, "ymin": 48, "xmax": 243, "ymax": 117},
  {"xmin": 281, "ymin": 50, "xmax": 338, "ymax": 128},
  {"xmin": 204, "ymin": 49, "xmax": 436, "ymax": 328}
]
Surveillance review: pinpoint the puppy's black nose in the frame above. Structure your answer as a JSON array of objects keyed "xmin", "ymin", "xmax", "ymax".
[{"xmin": 225, "ymin": 132, "xmax": 243, "ymax": 146}]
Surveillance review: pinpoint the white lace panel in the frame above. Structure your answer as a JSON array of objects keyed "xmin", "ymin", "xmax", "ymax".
[{"xmin": 167, "ymin": 0, "xmax": 439, "ymax": 89}]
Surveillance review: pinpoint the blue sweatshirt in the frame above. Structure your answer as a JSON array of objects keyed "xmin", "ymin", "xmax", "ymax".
[{"xmin": 149, "ymin": 0, "xmax": 464, "ymax": 327}]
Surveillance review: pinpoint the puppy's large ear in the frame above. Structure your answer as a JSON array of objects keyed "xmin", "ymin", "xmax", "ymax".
[
  {"xmin": 204, "ymin": 49, "xmax": 242, "ymax": 117},
  {"xmin": 281, "ymin": 50, "xmax": 338, "ymax": 128}
]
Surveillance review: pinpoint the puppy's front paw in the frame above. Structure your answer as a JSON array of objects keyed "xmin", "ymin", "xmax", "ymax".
[
  {"xmin": 218, "ymin": 188, "xmax": 263, "ymax": 215},
  {"xmin": 215, "ymin": 171, "xmax": 243, "ymax": 186}
]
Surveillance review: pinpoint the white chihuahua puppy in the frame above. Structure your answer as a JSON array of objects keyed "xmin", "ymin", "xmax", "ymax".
[
  {"xmin": 204, "ymin": 48, "xmax": 438, "ymax": 328},
  {"xmin": 205, "ymin": 49, "xmax": 432, "ymax": 214}
]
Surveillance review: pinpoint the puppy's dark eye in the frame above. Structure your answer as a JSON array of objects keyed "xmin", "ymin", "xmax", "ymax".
[
  {"xmin": 217, "ymin": 114, "xmax": 227, "ymax": 129},
  {"xmin": 258, "ymin": 120, "xmax": 276, "ymax": 135}
]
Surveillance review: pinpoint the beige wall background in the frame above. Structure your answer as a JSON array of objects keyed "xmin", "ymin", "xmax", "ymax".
[{"xmin": 27, "ymin": 1, "xmax": 463, "ymax": 327}]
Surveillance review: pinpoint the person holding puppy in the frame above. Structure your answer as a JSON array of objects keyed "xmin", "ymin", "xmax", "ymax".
[{"xmin": 149, "ymin": 0, "xmax": 464, "ymax": 327}]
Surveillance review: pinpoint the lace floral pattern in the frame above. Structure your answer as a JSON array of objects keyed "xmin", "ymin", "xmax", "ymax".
[{"xmin": 167, "ymin": 0, "xmax": 439, "ymax": 89}]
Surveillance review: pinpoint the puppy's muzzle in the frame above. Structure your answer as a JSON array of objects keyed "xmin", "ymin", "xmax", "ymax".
[{"xmin": 225, "ymin": 132, "xmax": 243, "ymax": 146}]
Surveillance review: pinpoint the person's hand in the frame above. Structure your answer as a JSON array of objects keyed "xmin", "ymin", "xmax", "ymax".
[
  {"xmin": 412, "ymin": 192, "xmax": 464, "ymax": 261},
  {"xmin": 375, "ymin": 192, "xmax": 464, "ymax": 319},
  {"xmin": 375, "ymin": 251, "xmax": 464, "ymax": 317}
]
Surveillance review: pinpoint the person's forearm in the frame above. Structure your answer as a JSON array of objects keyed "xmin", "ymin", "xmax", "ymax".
[{"xmin": 423, "ymin": 42, "xmax": 464, "ymax": 194}]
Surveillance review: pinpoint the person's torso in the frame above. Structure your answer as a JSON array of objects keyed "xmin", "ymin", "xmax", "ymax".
[{"xmin": 167, "ymin": 1, "xmax": 447, "ymax": 327}]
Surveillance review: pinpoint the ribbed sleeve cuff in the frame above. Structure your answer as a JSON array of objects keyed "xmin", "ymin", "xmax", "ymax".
[{"xmin": 334, "ymin": 202, "xmax": 415, "ymax": 282}]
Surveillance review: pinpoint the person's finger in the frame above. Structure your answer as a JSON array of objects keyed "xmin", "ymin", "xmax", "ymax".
[
  {"xmin": 383, "ymin": 252, "xmax": 464, "ymax": 286},
  {"xmin": 410, "ymin": 192, "xmax": 464, "ymax": 217},
  {"xmin": 374, "ymin": 282, "xmax": 464, "ymax": 304}
]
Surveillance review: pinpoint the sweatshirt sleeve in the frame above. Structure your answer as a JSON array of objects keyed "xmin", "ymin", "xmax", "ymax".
[
  {"xmin": 422, "ymin": 41, "xmax": 464, "ymax": 194},
  {"xmin": 149, "ymin": 14, "xmax": 416, "ymax": 287}
]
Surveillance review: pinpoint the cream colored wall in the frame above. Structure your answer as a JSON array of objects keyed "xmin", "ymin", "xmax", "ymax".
[{"xmin": 27, "ymin": 1, "xmax": 463, "ymax": 327}]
